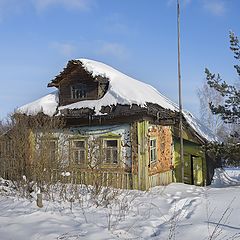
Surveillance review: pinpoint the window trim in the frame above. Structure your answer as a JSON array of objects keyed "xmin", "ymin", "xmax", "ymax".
[
  {"xmin": 101, "ymin": 137, "xmax": 121, "ymax": 166},
  {"xmin": 68, "ymin": 136, "xmax": 88, "ymax": 167},
  {"xmin": 69, "ymin": 139, "xmax": 87, "ymax": 166}
]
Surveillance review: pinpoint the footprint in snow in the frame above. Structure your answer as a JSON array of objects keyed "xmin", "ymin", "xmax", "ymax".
[{"xmin": 57, "ymin": 230, "xmax": 88, "ymax": 240}]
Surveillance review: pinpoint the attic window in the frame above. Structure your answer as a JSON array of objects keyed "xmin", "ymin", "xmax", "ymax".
[{"xmin": 71, "ymin": 84, "xmax": 87, "ymax": 99}]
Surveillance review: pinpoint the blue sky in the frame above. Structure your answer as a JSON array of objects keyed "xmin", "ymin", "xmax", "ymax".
[{"xmin": 0, "ymin": 0, "xmax": 240, "ymax": 120}]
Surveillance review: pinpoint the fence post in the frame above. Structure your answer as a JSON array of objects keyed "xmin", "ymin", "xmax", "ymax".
[{"xmin": 37, "ymin": 193, "xmax": 43, "ymax": 208}]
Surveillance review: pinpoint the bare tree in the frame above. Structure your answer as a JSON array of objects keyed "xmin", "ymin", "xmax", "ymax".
[
  {"xmin": 1, "ymin": 112, "xmax": 128, "ymax": 208},
  {"xmin": 197, "ymin": 81, "xmax": 230, "ymax": 140},
  {"xmin": 0, "ymin": 112, "xmax": 67, "ymax": 196}
]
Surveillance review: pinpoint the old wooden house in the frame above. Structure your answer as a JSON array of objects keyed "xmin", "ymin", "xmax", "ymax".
[{"xmin": 1, "ymin": 59, "xmax": 218, "ymax": 190}]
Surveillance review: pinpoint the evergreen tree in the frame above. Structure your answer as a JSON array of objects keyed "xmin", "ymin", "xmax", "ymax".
[
  {"xmin": 205, "ymin": 32, "xmax": 240, "ymax": 126},
  {"xmin": 205, "ymin": 32, "xmax": 240, "ymax": 166}
]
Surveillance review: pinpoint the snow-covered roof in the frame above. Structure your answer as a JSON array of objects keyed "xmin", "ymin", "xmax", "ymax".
[
  {"xmin": 182, "ymin": 110, "xmax": 219, "ymax": 142},
  {"xmin": 18, "ymin": 91, "xmax": 59, "ymax": 117},
  {"xmin": 17, "ymin": 58, "xmax": 218, "ymax": 142},
  {"xmin": 58, "ymin": 59, "xmax": 178, "ymax": 113}
]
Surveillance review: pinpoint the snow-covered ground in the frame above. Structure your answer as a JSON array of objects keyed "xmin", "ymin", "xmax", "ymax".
[{"xmin": 1, "ymin": 168, "xmax": 240, "ymax": 240}]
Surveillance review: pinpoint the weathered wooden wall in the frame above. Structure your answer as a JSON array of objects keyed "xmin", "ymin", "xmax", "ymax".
[
  {"xmin": 130, "ymin": 122, "xmax": 139, "ymax": 189},
  {"xmin": 56, "ymin": 124, "xmax": 132, "ymax": 171},
  {"xmin": 136, "ymin": 120, "xmax": 149, "ymax": 190},
  {"xmin": 148, "ymin": 125, "xmax": 173, "ymax": 175},
  {"xmin": 52, "ymin": 170, "xmax": 133, "ymax": 189},
  {"xmin": 59, "ymin": 68, "xmax": 98, "ymax": 106},
  {"xmin": 148, "ymin": 170, "xmax": 173, "ymax": 187},
  {"xmin": 57, "ymin": 66, "xmax": 108, "ymax": 106},
  {"xmin": 130, "ymin": 121, "xmax": 174, "ymax": 190}
]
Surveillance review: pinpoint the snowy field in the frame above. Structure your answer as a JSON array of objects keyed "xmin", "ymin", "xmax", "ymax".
[{"xmin": 1, "ymin": 168, "xmax": 240, "ymax": 240}]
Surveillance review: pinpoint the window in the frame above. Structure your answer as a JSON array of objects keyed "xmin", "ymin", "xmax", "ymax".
[
  {"xmin": 71, "ymin": 140, "xmax": 86, "ymax": 165},
  {"xmin": 49, "ymin": 140, "xmax": 57, "ymax": 163},
  {"xmin": 103, "ymin": 140, "xmax": 119, "ymax": 164},
  {"xmin": 71, "ymin": 84, "xmax": 87, "ymax": 99},
  {"xmin": 0, "ymin": 141, "xmax": 4, "ymax": 158},
  {"xmin": 150, "ymin": 139, "xmax": 157, "ymax": 163},
  {"xmin": 40, "ymin": 139, "xmax": 57, "ymax": 167}
]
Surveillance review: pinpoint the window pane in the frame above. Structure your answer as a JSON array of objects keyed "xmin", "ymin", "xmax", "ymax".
[
  {"xmin": 104, "ymin": 140, "xmax": 119, "ymax": 164},
  {"xmin": 153, "ymin": 150, "xmax": 156, "ymax": 161},
  {"xmin": 72, "ymin": 140, "xmax": 86, "ymax": 165},
  {"xmin": 71, "ymin": 84, "xmax": 87, "ymax": 99},
  {"xmin": 74, "ymin": 151, "xmax": 79, "ymax": 163},
  {"xmin": 106, "ymin": 149, "xmax": 111, "ymax": 163},
  {"xmin": 150, "ymin": 139, "xmax": 156, "ymax": 148},
  {"xmin": 106, "ymin": 140, "xmax": 117, "ymax": 147},
  {"xmin": 112, "ymin": 149, "xmax": 118, "ymax": 164},
  {"xmin": 50, "ymin": 141, "xmax": 56, "ymax": 148},
  {"xmin": 49, "ymin": 141, "xmax": 56, "ymax": 162},
  {"xmin": 0, "ymin": 142, "xmax": 3, "ymax": 158},
  {"xmin": 74, "ymin": 140, "xmax": 85, "ymax": 148},
  {"xmin": 80, "ymin": 150, "xmax": 85, "ymax": 164}
]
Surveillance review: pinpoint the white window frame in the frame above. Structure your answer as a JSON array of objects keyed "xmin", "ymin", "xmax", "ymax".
[
  {"xmin": 70, "ymin": 139, "xmax": 86, "ymax": 165},
  {"xmin": 150, "ymin": 138, "xmax": 157, "ymax": 163},
  {"xmin": 102, "ymin": 139, "xmax": 120, "ymax": 165}
]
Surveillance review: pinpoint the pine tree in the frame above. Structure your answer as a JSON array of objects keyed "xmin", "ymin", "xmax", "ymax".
[
  {"xmin": 205, "ymin": 32, "xmax": 240, "ymax": 166},
  {"xmin": 205, "ymin": 32, "xmax": 240, "ymax": 125}
]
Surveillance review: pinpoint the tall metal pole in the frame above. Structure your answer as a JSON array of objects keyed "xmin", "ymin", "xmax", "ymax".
[{"xmin": 177, "ymin": 0, "xmax": 184, "ymax": 182}]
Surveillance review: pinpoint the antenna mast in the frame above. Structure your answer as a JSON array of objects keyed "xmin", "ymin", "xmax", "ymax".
[{"xmin": 177, "ymin": 0, "xmax": 184, "ymax": 182}]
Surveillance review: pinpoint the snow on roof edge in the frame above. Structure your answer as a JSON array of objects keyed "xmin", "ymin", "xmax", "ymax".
[
  {"xmin": 183, "ymin": 110, "xmax": 220, "ymax": 142},
  {"xmin": 17, "ymin": 91, "xmax": 59, "ymax": 117}
]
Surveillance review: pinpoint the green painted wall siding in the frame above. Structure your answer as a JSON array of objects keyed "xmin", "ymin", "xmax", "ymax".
[
  {"xmin": 136, "ymin": 120, "xmax": 149, "ymax": 190},
  {"xmin": 173, "ymin": 138, "xmax": 207, "ymax": 186}
]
